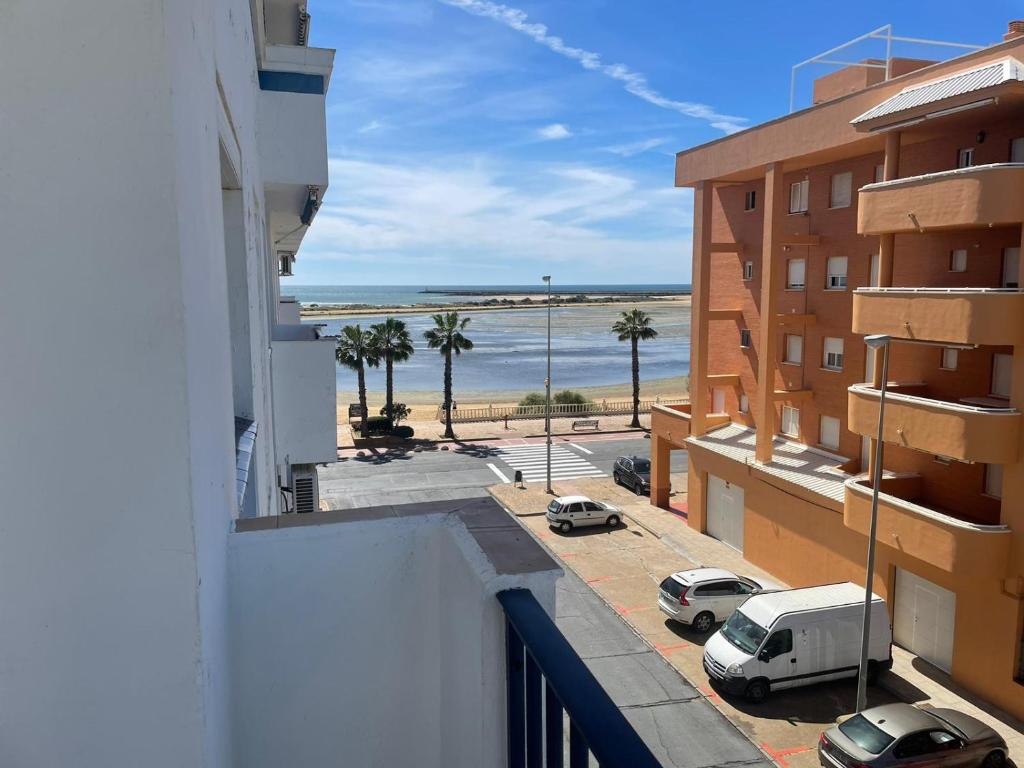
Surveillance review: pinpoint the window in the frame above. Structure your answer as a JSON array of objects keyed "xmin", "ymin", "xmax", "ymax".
[
  {"xmin": 744, "ymin": 190, "xmax": 757, "ymax": 211},
  {"xmin": 743, "ymin": 260, "xmax": 754, "ymax": 280},
  {"xmin": 874, "ymin": 163, "xmax": 885, "ymax": 183},
  {"xmin": 740, "ymin": 328, "xmax": 752, "ymax": 348},
  {"xmin": 957, "ymin": 147, "xmax": 974, "ymax": 168},
  {"xmin": 784, "ymin": 334, "xmax": 803, "ymax": 365},
  {"xmin": 787, "ymin": 258, "xmax": 806, "ymax": 289},
  {"xmin": 949, "ymin": 249, "xmax": 967, "ymax": 273},
  {"xmin": 826, "ymin": 256, "xmax": 848, "ymax": 289},
  {"xmin": 781, "ymin": 405, "xmax": 799, "ymax": 437},
  {"xmin": 830, "ymin": 171, "xmax": 852, "ymax": 208},
  {"xmin": 869, "ymin": 253, "xmax": 880, "ymax": 287},
  {"xmin": 1012, "ymin": 137, "xmax": 1024, "ymax": 163},
  {"xmin": 567, "ymin": 503, "xmax": 583, "ymax": 514},
  {"xmin": 789, "ymin": 179, "xmax": 809, "ymax": 213},
  {"xmin": 823, "ymin": 337, "xmax": 844, "ymax": 370},
  {"xmin": 992, "ymin": 353, "xmax": 1013, "ymax": 398},
  {"xmin": 894, "ymin": 732, "xmax": 961, "ymax": 760},
  {"xmin": 985, "ymin": 464, "xmax": 1003, "ymax": 498},
  {"xmin": 1003, "ymin": 247, "xmax": 1020, "ymax": 288},
  {"xmin": 584, "ymin": 501, "xmax": 604, "ymax": 512},
  {"xmin": 739, "ymin": 394, "xmax": 750, "ymax": 413},
  {"xmin": 820, "ymin": 415, "xmax": 840, "ymax": 450},
  {"xmin": 761, "ymin": 629, "xmax": 793, "ymax": 658},
  {"xmin": 941, "ymin": 347, "xmax": 959, "ymax": 371}
]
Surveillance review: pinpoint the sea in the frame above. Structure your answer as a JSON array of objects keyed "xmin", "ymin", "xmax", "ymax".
[{"xmin": 288, "ymin": 285, "xmax": 691, "ymax": 397}]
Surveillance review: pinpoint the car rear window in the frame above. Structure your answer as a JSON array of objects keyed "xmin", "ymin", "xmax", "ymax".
[
  {"xmin": 659, "ymin": 577, "xmax": 683, "ymax": 598},
  {"xmin": 633, "ymin": 459, "xmax": 651, "ymax": 472},
  {"xmin": 838, "ymin": 715, "xmax": 895, "ymax": 755}
]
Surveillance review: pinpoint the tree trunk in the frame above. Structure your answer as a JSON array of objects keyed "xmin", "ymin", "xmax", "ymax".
[
  {"xmin": 385, "ymin": 351, "xmax": 394, "ymax": 422},
  {"xmin": 630, "ymin": 336, "xmax": 641, "ymax": 428},
  {"xmin": 357, "ymin": 354, "xmax": 368, "ymax": 437},
  {"xmin": 443, "ymin": 350, "xmax": 454, "ymax": 439}
]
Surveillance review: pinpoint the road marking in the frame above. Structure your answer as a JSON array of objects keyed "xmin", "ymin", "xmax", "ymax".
[
  {"xmin": 486, "ymin": 463, "xmax": 511, "ymax": 483},
  {"xmin": 569, "ymin": 442, "xmax": 593, "ymax": 454},
  {"xmin": 497, "ymin": 444, "xmax": 606, "ymax": 482}
]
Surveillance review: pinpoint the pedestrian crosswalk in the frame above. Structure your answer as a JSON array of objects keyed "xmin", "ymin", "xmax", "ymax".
[{"xmin": 496, "ymin": 444, "xmax": 606, "ymax": 483}]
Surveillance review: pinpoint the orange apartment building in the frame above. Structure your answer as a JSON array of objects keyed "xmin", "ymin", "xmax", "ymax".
[{"xmin": 651, "ymin": 25, "xmax": 1024, "ymax": 719}]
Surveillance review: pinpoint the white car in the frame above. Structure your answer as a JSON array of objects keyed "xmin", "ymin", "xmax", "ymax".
[
  {"xmin": 658, "ymin": 568, "xmax": 779, "ymax": 633},
  {"xmin": 546, "ymin": 495, "xmax": 621, "ymax": 534}
]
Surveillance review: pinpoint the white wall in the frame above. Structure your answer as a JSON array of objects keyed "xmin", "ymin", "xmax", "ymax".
[{"xmin": 271, "ymin": 338, "xmax": 339, "ymax": 464}]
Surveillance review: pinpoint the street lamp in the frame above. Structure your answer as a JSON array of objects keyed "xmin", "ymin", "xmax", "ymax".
[
  {"xmin": 543, "ymin": 276, "xmax": 553, "ymax": 494},
  {"xmin": 856, "ymin": 333, "xmax": 891, "ymax": 713}
]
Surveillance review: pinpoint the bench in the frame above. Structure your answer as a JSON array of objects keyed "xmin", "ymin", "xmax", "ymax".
[{"xmin": 572, "ymin": 419, "xmax": 600, "ymax": 431}]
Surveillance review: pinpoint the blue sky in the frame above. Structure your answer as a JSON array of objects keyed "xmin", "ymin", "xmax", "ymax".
[{"xmin": 297, "ymin": 0, "xmax": 1019, "ymax": 285}]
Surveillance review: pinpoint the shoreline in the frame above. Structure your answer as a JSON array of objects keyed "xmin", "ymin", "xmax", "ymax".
[{"xmin": 303, "ymin": 295, "xmax": 690, "ymax": 319}]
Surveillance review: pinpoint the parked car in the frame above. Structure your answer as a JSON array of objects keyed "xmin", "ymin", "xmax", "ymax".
[
  {"xmin": 658, "ymin": 568, "xmax": 780, "ymax": 633},
  {"xmin": 703, "ymin": 582, "xmax": 891, "ymax": 703},
  {"xmin": 613, "ymin": 455, "xmax": 651, "ymax": 495},
  {"xmin": 819, "ymin": 703, "xmax": 1008, "ymax": 768},
  {"xmin": 546, "ymin": 495, "xmax": 621, "ymax": 534}
]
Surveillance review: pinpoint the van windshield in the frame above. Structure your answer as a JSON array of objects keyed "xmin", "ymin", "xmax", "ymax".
[{"xmin": 720, "ymin": 610, "xmax": 767, "ymax": 655}]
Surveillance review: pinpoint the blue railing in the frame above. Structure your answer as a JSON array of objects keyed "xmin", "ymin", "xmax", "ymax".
[{"xmin": 498, "ymin": 589, "xmax": 663, "ymax": 768}]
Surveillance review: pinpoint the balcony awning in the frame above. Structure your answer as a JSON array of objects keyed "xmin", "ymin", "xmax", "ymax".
[{"xmin": 851, "ymin": 57, "xmax": 1024, "ymax": 129}]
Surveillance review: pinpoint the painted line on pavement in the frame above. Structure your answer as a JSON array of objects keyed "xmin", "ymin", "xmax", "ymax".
[
  {"xmin": 569, "ymin": 442, "xmax": 594, "ymax": 454},
  {"xmin": 760, "ymin": 743, "xmax": 814, "ymax": 768},
  {"xmin": 486, "ymin": 463, "xmax": 511, "ymax": 483}
]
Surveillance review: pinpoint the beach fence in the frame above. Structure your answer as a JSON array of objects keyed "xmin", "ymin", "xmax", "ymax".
[{"xmin": 435, "ymin": 397, "xmax": 689, "ymax": 424}]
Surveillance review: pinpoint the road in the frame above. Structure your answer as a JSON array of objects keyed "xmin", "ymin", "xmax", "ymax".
[{"xmin": 320, "ymin": 434, "xmax": 688, "ymax": 510}]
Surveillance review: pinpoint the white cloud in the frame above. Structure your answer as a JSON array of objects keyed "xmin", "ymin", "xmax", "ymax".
[
  {"xmin": 437, "ymin": 0, "xmax": 748, "ymax": 134},
  {"xmin": 358, "ymin": 119, "xmax": 385, "ymax": 133},
  {"xmin": 602, "ymin": 137, "xmax": 668, "ymax": 157},
  {"xmin": 536, "ymin": 123, "xmax": 572, "ymax": 140}
]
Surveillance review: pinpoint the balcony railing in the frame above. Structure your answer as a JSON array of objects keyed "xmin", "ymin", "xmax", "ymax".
[
  {"xmin": 847, "ymin": 383, "xmax": 1021, "ymax": 463},
  {"xmin": 852, "ymin": 287, "xmax": 1024, "ymax": 346},
  {"xmin": 857, "ymin": 163, "xmax": 1024, "ymax": 234},
  {"xmin": 438, "ymin": 398, "xmax": 687, "ymax": 424},
  {"xmin": 499, "ymin": 588, "xmax": 662, "ymax": 768}
]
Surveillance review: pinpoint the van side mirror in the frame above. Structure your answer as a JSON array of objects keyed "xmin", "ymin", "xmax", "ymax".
[{"xmin": 757, "ymin": 649, "xmax": 771, "ymax": 662}]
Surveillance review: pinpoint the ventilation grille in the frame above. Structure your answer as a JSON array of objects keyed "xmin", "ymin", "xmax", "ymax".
[{"xmin": 294, "ymin": 474, "xmax": 316, "ymax": 514}]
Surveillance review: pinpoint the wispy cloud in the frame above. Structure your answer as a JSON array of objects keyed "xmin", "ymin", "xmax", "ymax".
[
  {"xmin": 602, "ymin": 137, "xmax": 668, "ymax": 157},
  {"xmin": 437, "ymin": 0, "xmax": 747, "ymax": 134},
  {"xmin": 358, "ymin": 119, "xmax": 385, "ymax": 133},
  {"xmin": 537, "ymin": 123, "xmax": 572, "ymax": 140}
]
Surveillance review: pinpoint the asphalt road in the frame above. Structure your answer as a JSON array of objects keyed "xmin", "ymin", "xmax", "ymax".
[{"xmin": 319, "ymin": 436, "xmax": 688, "ymax": 510}]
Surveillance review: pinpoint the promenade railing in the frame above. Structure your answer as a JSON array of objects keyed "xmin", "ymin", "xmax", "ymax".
[{"xmin": 435, "ymin": 397, "xmax": 688, "ymax": 424}]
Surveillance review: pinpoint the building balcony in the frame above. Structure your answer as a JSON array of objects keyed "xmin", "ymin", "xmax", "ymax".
[
  {"xmin": 848, "ymin": 383, "xmax": 1021, "ymax": 464},
  {"xmin": 844, "ymin": 476, "xmax": 1010, "ymax": 576},
  {"xmin": 278, "ymin": 295, "xmax": 302, "ymax": 325},
  {"xmin": 271, "ymin": 324, "xmax": 337, "ymax": 465},
  {"xmin": 651, "ymin": 403, "xmax": 692, "ymax": 447},
  {"xmin": 857, "ymin": 163, "xmax": 1024, "ymax": 235}
]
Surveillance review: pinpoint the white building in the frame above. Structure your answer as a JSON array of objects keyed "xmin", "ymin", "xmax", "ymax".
[{"xmin": 0, "ymin": 1, "xmax": 654, "ymax": 766}]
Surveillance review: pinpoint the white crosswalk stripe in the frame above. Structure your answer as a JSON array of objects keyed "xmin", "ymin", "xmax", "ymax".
[{"xmin": 496, "ymin": 444, "xmax": 606, "ymax": 482}]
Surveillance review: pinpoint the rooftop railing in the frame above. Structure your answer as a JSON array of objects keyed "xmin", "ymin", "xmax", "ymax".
[{"xmin": 499, "ymin": 588, "xmax": 662, "ymax": 768}]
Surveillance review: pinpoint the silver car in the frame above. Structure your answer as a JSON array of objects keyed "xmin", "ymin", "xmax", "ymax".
[
  {"xmin": 546, "ymin": 495, "xmax": 621, "ymax": 534},
  {"xmin": 819, "ymin": 703, "xmax": 1007, "ymax": 768}
]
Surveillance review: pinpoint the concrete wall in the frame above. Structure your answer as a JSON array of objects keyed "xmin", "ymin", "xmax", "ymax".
[{"xmin": 271, "ymin": 338, "xmax": 338, "ymax": 464}]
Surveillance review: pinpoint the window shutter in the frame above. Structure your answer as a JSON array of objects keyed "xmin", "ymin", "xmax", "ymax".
[
  {"xmin": 788, "ymin": 259, "xmax": 806, "ymax": 288},
  {"xmin": 820, "ymin": 416, "xmax": 840, "ymax": 450},
  {"xmin": 830, "ymin": 172, "xmax": 852, "ymax": 208}
]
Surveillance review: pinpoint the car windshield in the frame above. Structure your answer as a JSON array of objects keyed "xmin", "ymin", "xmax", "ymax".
[
  {"xmin": 633, "ymin": 459, "xmax": 651, "ymax": 472},
  {"xmin": 660, "ymin": 577, "xmax": 684, "ymax": 599},
  {"xmin": 547, "ymin": 500, "xmax": 561, "ymax": 513},
  {"xmin": 838, "ymin": 715, "xmax": 895, "ymax": 755},
  {"xmin": 720, "ymin": 610, "xmax": 767, "ymax": 655}
]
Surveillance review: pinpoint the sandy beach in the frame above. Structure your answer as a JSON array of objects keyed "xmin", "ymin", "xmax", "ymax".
[{"xmin": 303, "ymin": 295, "xmax": 689, "ymax": 319}]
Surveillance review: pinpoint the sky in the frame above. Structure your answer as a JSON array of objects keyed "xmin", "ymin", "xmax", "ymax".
[{"xmin": 297, "ymin": 0, "xmax": 1020, "ymax": 286}]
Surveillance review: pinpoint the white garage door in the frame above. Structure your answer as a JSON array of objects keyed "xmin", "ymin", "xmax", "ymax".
[
  {"xmin": 707, "ymin": 475, "xmax": 744, "ymax": 552},
  {"xmin": 894, "ymin": 568, "xmax": 956, "ymax": 673}
]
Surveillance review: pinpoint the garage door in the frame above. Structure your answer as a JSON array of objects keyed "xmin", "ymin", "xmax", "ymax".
[
  {"xmin": 706, "ymin": 475, "xmax": 744, "ymax": 552},
  {"xmin": 894, "ymin": 568, "xmax": 956, "ymax": 673}
]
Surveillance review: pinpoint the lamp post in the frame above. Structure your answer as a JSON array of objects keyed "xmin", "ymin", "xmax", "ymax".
[
  {"xmin": 856, "ymin": 333, "xmax": 891, "ymax": 713},
  {"xmin": 543, "ymin": 276, "xmax": 553, "ymax": 494}
]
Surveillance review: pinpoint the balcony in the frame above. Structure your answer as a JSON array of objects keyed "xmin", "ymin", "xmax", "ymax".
[
  {"xmin": 278, "ymin": 295, "xmax": 301, "ymax": 325},
  {"xmin": 853, "ymin": 288, "xmax": 1024, "ymax": 346},
  {"xmin": 857, "ymin": 163, "xmax": 1024, "ymax": 235},
  {"xmin": 848, "ymin": 383, "xmax": 1021, "ymax": 464},
  {"xmin": 271, "ymin": 324, "xmax": 337, "ymax": 465},
  {"xmin": 844, "ymin": 476, "xmax": 1010, "ymax": 576}
]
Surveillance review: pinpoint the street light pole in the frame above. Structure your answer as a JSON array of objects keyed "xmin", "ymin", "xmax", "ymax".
[
  {"xmin": 856, "ymin": 334, "xmax": 891, "ymax": 713},
  {"xmin": 543, "ymin": 276, "xmax": 553, "ymax": 494}
]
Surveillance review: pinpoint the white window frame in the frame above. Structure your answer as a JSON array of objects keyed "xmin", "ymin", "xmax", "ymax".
[
  {"xmin": 823, "ymin": 337, "xmax": 844, "ymax": 371},
  {"xmin": 743, "ymin": 260, "xmax": 754, "ymax": 281},
  {"xmin": 829, "ymin": 171, "xmax": 852, "ymax": 209},
  {"xmin": 739, "ymin": 328, "xmax": 752, "ymax": 348},
  {"xmin": 949, "ymin": 249, "xmax": 967, "ymax": 273},
  {"xmin": 744, "ymin": 190, "xmax": 756, "ymax": 211},
  {"xmin": 739, "ymin": 393, "xmax": 750, "ymax": 413},
  {"xmin": 784, "ymin": 334, "xmax": 803, "ymax": 365},
  {"xmin": 826, "ymin": 256, "xmax": 848, "ymax": 290},
  {"xmin": 789, "ymin": 179, "xmax": 809, "ymax": 214},
  {"xmin": 940, "ymin": 347, "xmax": 959, "ymax": 371},
  {"xmin": 819, "ymin": 415, "xmax": 840, "ymax": 451},
  {"xmin": 985, "ymin": 463, "xmax": 1003, "ymax": 498},
  {"xmin": 786, "ymin": 258, "xmax": 806, "ymax": 290},
  {"xmin": 957, "ymin": 147, "xmax": 974, "ymax": 168},
  {"xmin": 781, "ymin": 405, "xmax": 800, "ymax": 438}
]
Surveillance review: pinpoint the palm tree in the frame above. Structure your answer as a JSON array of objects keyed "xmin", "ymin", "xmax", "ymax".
[
  {"xmin": 336, "ymin": 324, "xmax": 377, "ymax": 437},
  {"xmin": 424, "ymin": 312, "xmax": 474, "ymax": 439},
  {"xmin": 611, "ymin": 309, "xmax": 659, "ymax": 428},
  {"xmin": 369, "ymin": 317, "xmax": 415, "ymax": 423}
]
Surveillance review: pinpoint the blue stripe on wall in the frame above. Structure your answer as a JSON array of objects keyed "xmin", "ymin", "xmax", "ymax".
[{"xmin": 258, "ymin": 70, "xmax": 324, "ymax": 95}]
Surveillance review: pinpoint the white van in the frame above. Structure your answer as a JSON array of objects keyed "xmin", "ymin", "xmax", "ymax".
[{"xmin": 702, "ymin": 582, "xmax": 891, "ymax": 703}]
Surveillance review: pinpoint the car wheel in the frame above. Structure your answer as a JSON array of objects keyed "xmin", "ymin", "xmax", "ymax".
[
  {"xmin": 634, "ymin": 482, "xmax": 644, "ymax": 496},
  {"xmin": 559, "ymin": 521, "xmax": 573, "ymax": 534},
  {"xmin": 606, "ymin": 514, "xmax": 620, "ymax": 527},
  {"xmin": 982, "ymin": 751, "xmax": 1006, "ymax": 768},
  {"xmin": 744, "ymin": 679, "xmax": 769, "ymax": 704},
  {"xmin": 613, "ymin": 472, "xmax": 620, "ymax": 486},
  {"xmin": 692, "ymin": 611, "xmax": 714, "ymax": 633}
]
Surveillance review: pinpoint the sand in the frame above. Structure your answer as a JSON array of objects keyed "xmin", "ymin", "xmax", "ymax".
[{"xmin": 303, "ymin": 295, "xmax": 689, "ymax": 319}]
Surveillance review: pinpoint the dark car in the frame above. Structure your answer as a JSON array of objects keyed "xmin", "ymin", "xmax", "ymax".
[{"xmin": 613, "ymin": 455, "xmax": 651, "ymax": 495}]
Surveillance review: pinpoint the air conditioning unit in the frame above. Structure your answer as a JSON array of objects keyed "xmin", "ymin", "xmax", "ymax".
[
  {"xmin": 292, "ymin": 464, "xmax": 319, "ymax": 514},
  {"xmin": 279, "ymin": 252, "xmax": 295, "ymax": 276}
]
